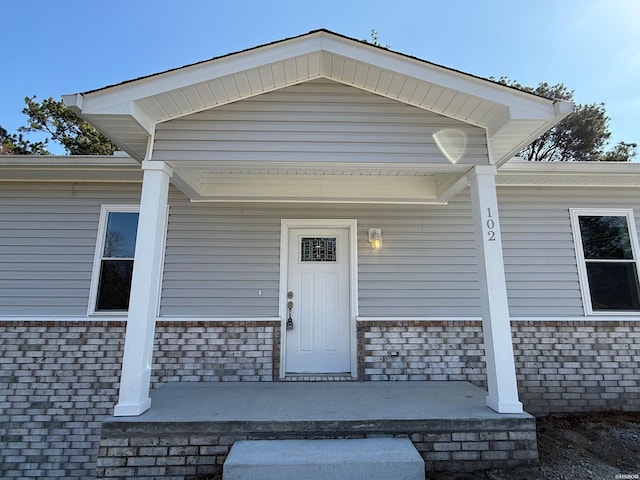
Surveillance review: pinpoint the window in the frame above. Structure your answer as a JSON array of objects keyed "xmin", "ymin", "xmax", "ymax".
[
  {"xmin": 301, "ymin": 237, "xmax": 337, "ymax": 262},
  {"xmin": 90, "ymin": 206, "xmax": 139, "ymax": 313},
  {"xmin": 570, "ymin": 209, "xmax": 640, "ymax": 314}
]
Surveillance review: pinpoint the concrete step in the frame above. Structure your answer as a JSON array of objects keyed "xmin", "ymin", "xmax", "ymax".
[{"xmin": 223, "ymin": 437, "xmax": 425, "ymax": 480}]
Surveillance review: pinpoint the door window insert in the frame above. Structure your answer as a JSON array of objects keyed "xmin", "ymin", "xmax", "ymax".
[{"xmin": 301, "ymin": 237, "xmax": 337, "ymax": 262}]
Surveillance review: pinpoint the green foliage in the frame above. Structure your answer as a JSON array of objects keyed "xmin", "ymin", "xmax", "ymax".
[
  {"xmin": 1, "ymin": 96, "xmax": 118, "ymax": 155},
  {"xmin": 599, "ymin": 142, "xmax": 638, "ymax": 162},
  {"xmin": 0, "ymin": 125, "xmax": 50, "ymax": 155},
  {"xmin": 495, "ymin": 78, "xmax": 637, "ymax": 162},
  {"xmin": 362, "ymin": 29, "xmax": 390, "ymax": 49},
  {"xmin": 18, "ymin": 96, "xmax": 117, "ymax": 155}
]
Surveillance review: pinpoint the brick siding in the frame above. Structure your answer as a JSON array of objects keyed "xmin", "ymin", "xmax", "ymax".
[
  {"xmin": 152, "ymin": 321, "xmax": 280, "ymax": 383},
  {"xmin": 357, "ymin": 321, "xmax": 486, "ymax": 383},
  {"xmin": 512, "ymin": 321, "xmax": 640, "ymax": 414},
  {"xmin": 0, "ymin": 321, "xmax": 126, "ymax": 479},
  {"xmin": 1, "ymin": 319, "xmax": 638, "ymax": 478},
  {"xmin": 358, "ymin": 320, "xmax": 640, "ymax": 414},
  {"xmin": 0, "ymin": 320, "xmax": 278, "ymax": 479}
]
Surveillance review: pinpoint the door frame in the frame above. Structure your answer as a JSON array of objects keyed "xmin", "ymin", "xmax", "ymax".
[{"xmin": 278, "ymin": 219, "xmax": 359, "ymax": 379}]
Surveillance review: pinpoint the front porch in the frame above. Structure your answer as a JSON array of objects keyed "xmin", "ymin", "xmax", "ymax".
[{"xmin": 96, "ymin": 381, "xmax": 538, "ymax": 478}]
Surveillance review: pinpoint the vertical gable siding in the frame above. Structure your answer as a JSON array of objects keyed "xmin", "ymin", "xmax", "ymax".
[
  {"xmin": 153, "ymin": 79, "xmax": 489, "ymax": 165},
  {"xmin": 160, "ymin": 189, "xmax": 480, "ymax": 317},
  {"xmin": 499, "ymin": 186, "xmax": 640, "ymax": 317},
  {"xmin": 0, "ymin": 182, "xmax": 140, "ymax": 316}
]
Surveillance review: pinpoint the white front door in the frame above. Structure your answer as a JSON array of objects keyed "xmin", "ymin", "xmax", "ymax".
[{"xmin": 285, "ymin": 227, "xmax": 351, "ymax": 374}]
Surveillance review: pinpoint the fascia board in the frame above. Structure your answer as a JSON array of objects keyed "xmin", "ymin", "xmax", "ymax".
[
  {"xmin": 70, "ymin": 30, "xmax": 565, "ymax": 128},
  {"xmin": 488, "ymin": 103, "xmax": 573, "ymax": 165},
  {"xmin": 499, "ymin": 161, "xmax": 640, "ymax": 175},
  {"xmin": 73, "ymin": 36, "xmax": 325, "ymax": 114},
  {"xmin": 497, "ymin": 161, "xmax": 640, "ymax": 187},
  {"xmin": 62, "ymin": 93, "xmax": 83, "ymax": 112},
  {"xmin": 0, "ymin": 155, "xmax": 138, "ymax": 167},
  {"xmin": 0, "ymin": 155, "xmax": 141, "ymax": 182},
  {"xmin": 80, "ymin": 101, "xmax": 154, "ymax": 135},
  {"xmin": 436, "ymin": 170, "xmax": 473, "ymax": 203},
  {"xmin": 162, "ymin": 160, "xmax": 469, "ymax": 174},
  {"xmin": 320, "ymin": 36, "xmax": 562, "ymax": 121}
]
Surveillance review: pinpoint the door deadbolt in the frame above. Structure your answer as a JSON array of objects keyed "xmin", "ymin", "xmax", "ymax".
[{"xmin": 286, "ymin": 299, "xmax": 294, "ymax": 331}]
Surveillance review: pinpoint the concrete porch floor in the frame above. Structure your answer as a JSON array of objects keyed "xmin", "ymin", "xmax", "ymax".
[
  {"xmin": 96, "ymin": 382, "xmax": 539, "ymax": 478},
  {"xmin": 113, "ymin": 381, "xmax": 529, "ymax": 423}
]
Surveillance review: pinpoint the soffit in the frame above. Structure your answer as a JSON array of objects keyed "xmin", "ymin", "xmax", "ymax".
[
  {"xmin": 497, "ymin": 161, "xmax": 640, "ymax": 187},
  {"xmin": 2, "ymin": 157, "xmax": 640, "ymax": 204}
]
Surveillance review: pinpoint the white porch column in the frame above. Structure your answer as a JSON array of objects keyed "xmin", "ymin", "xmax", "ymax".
[
  {"xmin": 468, "ymin": 165, "xmax": 523, "ymax": 414},
  {"xmin": 114, "ymin": 160, "xmax": 172, "ymax": 416}
]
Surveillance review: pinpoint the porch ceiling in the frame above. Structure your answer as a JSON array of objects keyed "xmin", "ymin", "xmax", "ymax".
[
  {"xmin": 3, "ymin": 156, "xmax": 640, "ymax": 199},
  {"xmin": 63, "ymin": 30, "xmax": 573, "ymax": 176},
  {"xmin": 167, "ymin": 161, "xmax": 471, "ymax": 204}
]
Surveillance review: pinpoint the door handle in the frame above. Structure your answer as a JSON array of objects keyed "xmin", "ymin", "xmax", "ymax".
[{"xmin": 286, "ymin": 296, "xmax": 294, "ymax": 330}]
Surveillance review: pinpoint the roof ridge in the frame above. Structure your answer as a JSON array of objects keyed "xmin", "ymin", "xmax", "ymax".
[{"xmin": 76, "ymin": 29, "xmax": 555, "ymax": 102}]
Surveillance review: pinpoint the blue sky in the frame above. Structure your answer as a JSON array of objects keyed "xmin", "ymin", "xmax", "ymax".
[{"xmin": 2, "ymin": 0, "xmax": 638, "ymax": 155}]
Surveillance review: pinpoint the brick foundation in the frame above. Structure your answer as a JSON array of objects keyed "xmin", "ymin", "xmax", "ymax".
[
  {"xmin": 95, "ymin": 417, "xmax": 537, "ymax": 477},
  {"xmin": 512, "ymin": 321, "xmax": 640, "ymax": 414},
  {"xmin": 0, "ymin": 321, "xmax": 126, "ymax": 479},
  {"xmin": 1, "ymin": 319, "xmax": 639, "ymax": 478}
]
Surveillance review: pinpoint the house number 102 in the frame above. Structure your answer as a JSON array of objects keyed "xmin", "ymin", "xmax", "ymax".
[{"xmin": 486, "ymin": 208, "xmax": 496, "ymax": 241}]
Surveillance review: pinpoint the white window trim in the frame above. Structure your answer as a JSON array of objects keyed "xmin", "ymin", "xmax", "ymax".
[
  {"xmin": 570, "ymin": 208, "xmax": 640, "ymax": 316},
  {"xmin": 88, "ymin": 205, "xmax": 140, "ymax": 316}
]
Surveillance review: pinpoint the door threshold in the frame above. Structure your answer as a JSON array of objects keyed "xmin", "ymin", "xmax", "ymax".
[{"xmin": 282, "ymin": 374, "xmax": 356, "ymax": 382}]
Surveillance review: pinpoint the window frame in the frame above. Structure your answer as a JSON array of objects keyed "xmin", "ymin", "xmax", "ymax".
[
  {"xmin": 88, "ymin": 205, "xmax": 140, "ymax": 316},
  {"xmin": 570, "ymin": 208, "xmax": 640, "ymax": 315}
]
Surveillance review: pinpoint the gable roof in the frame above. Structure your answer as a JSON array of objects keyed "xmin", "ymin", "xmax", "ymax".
[{"xmin": 63, "ymin": 29, "xmax": 572, "ymax": 165}]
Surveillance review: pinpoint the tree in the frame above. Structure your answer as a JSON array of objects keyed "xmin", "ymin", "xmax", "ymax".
[
  {"xmin": 1, "ymin": 96, "xmax": 118, "ymax": 155},
  {"xmin": 599, "ymin": 142, "xmax": 638, "ymax": 162},
  {"xmin": 495, "ymin": 79, "xmax": 637, "ymax": 162},
  {"xmin": 0, "ymin": 125, "xmax": 49, "ymax": 155},
  {"xmin": 362, "ymin": 29, "xmax": 390, "ymax": 49}
]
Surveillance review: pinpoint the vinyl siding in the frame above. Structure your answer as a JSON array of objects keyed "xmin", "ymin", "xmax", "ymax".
[
  {"xmin": 499, "ymin": 186, "xmax": 640, "ymax": 317},
  {"xmin": 162, "ymin": 185, "xmax": 640, "ymax": 318},
  {"xmin": 153, "ymin": 78, "xmax": 489, "ymax": 165},
  {"xmin": 4, "ymin": 180, "xmax": 640, "ymax": 319},
  {"xmin": 160, "ymin": 189, "xmax": 480, "ymax": 317},
  {"xmin": 0, "ymin": 182, "xmax": 140, "ymax": 315}
]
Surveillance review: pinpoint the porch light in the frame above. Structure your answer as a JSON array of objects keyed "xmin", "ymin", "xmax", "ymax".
[{"xmin": 368, "ymin": 228, "xmax": 383, "ymax": 251}]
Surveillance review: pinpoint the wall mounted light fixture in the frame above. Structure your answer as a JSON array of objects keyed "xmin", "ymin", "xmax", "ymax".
[{"xmin": 368, "ymin": 228, "xmax": 382, "ymax": 251}]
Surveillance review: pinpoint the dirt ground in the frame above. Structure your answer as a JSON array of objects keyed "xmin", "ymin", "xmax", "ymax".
[{"xmin": 429, "ymin": 411, "xmax": 640, "ymax": 480}]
